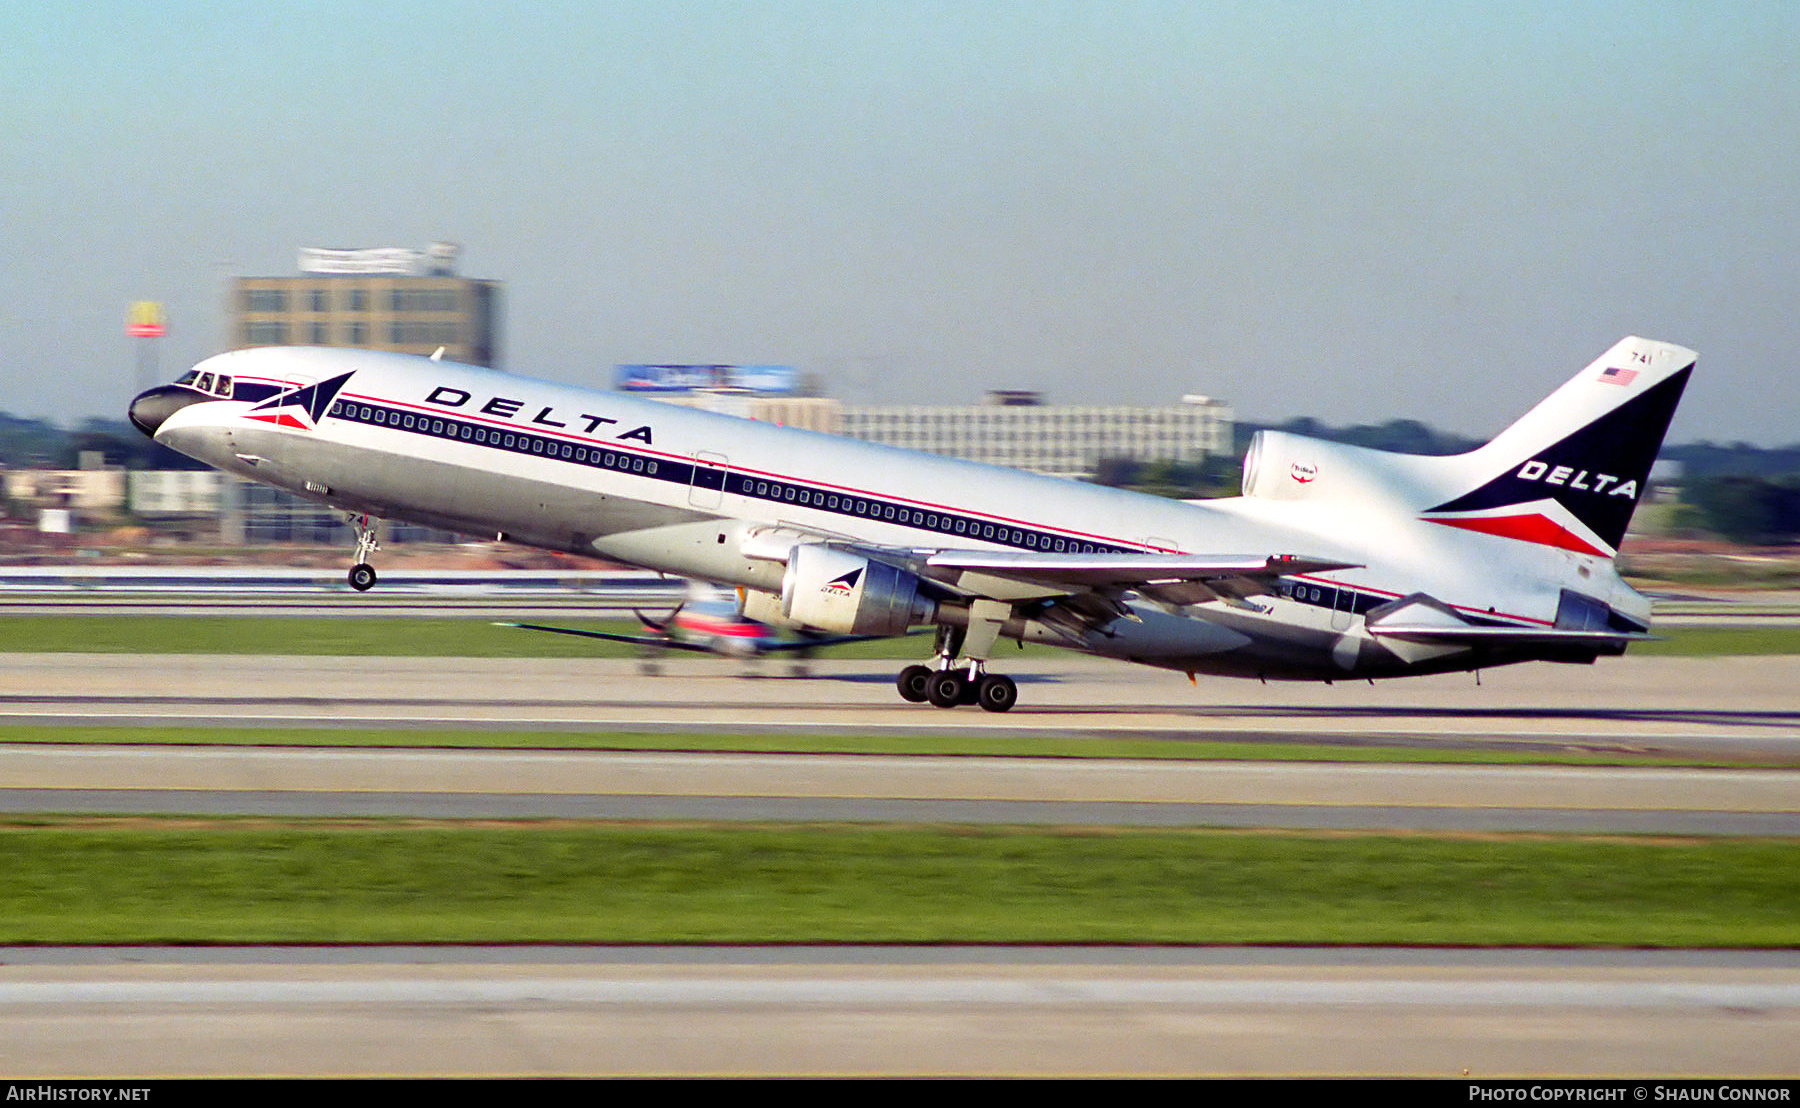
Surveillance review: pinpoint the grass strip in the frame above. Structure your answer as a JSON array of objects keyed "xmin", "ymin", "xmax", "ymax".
[
  {"xmin": 0, "ymin": 724, "xmax": 1770, "ymax": 768},
  {"xmin": 0, "ymin": 617, "xmax": 674, "ymax": 658},
  {"xmin": 0, "ymin": 819, "xmax": 1795, "ymax": 946},
  {"xmin": 0, "ymin": 616, "xmax": 1794, "ymax": 657},
  {"xmin": 1630, "ymin": 628, "xmax": 1800, "ymax": 657}
]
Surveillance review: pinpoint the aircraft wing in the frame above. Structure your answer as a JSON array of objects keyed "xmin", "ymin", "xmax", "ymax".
[
  {"xmin": 494, "ymin": 622, "xmax": 721, "ymax": 653},
  {"xmin": 750, "ymin": 630, "xmax": 922, "ymax": 653},
  {"xmin": 919, "ymin": 550, "xmax": 1358, "ymax": 608},
  {"xmin": 495, "ymin": 621, "xmax": 917, "ymax": 654}
]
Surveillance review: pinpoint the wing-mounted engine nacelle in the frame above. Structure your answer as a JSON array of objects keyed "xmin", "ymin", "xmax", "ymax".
[
  {"xmin": 781, "ymin": 545, "xmax": 936, "ymax": 636},
  {"xmin": 739, "ymin": 587, "xmax": 804, "ymax": 629}
]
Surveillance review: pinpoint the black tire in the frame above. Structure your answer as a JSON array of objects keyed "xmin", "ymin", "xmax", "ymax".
[
  {"xmin": 896, "ymin": 664, "xmax": 933, "ymax": 703},
  {"xmin": 976, "ymin": 673, "xmax": 1018, "ymax": 713},
  {"xmin": 926, "ymin": 670, "xmax": 967, "ymax": 709},
  {"xmin": 348, "ymin": 563, "xmax": 377, "ymax": 592}
]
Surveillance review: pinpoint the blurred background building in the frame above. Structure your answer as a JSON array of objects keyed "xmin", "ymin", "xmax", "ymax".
[
  {"xmin": 836, "ymin": 391, "xmax": 1232, "ymax": 480},
  {"xmin": 231, "ymin": 242, "xmax": 500, "ymax": 367},
  {"xmin": 628, "ymin": 371, "xmax": 1233, "ymax": 480}
]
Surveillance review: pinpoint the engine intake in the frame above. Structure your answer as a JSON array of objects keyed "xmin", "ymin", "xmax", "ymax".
[{"xmin": 781, "ymin": 545, "xmax": 935, "ymax": 636}]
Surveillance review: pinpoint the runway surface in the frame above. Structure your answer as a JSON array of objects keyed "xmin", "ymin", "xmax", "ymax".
[
  {"xmin": 1, "ymin": 652, "xmax": 1797, "ymax": 831},
  {"xmin": 1, "ymin": 947, "xmax": 1795, "ymax": 1076},
  {"xmin": 3, "ymin": 649, "xmax": 1795, "ymax": 1076},
  {"xmin": 3, "ymin": 652, "xmax": 1799, "ymax": 752}
]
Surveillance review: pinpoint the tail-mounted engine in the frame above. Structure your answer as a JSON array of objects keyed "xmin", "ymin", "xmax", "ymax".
[{"xmin": 781, "ymin": 545, "xmax": 936, "ymax": 636}]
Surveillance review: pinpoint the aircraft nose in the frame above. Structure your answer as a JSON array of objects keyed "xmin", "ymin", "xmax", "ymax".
[{"xmin": 127, "ymin": 385, "xmax": 204, "ymax": 438}]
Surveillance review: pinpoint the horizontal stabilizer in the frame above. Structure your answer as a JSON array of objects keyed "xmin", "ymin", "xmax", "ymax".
[
  {"xmin": 1363, "ymin": 594, "xmax": 1652, "ymax": 650},
  {"xmin": 1365, "ymin": 624, "xmax": 1654, "ymax": 647}
]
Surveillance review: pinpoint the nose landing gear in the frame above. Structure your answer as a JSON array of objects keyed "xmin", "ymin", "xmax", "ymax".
[{"xmin": 347, "ymin": 514, "xmax": 381, "ymax": 592}]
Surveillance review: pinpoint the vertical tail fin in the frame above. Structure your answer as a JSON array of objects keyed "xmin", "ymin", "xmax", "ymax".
[{"xmin": 1420, "ymin": 337, "xmax": 1694, "ymax": 557}]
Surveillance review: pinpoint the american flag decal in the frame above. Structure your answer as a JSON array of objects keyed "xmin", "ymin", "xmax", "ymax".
[{"xmin": 1598, "ymin": 366, "xmax": 1638, "ymax": 386}]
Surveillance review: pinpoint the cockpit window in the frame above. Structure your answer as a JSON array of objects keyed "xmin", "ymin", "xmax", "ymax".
[{"xmin": 176, "ymin": 371, "xmax": 233, "ymax": 399}]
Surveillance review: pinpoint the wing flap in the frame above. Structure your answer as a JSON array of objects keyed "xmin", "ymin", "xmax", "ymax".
[{"xmin": 923, "ymin": 550, "xmax": 1358, "ymax": 604}]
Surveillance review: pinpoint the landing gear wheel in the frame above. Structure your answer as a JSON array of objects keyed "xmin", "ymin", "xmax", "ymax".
[
  {"xmin": 896, "ymin": 664, "xmax": 933, "ymax": 703},
  {"xmin": 976, "ymin": 673, "xmax": 1018, "ymax": 713},
  {"xmin": 925, "ymin": 670, "xmax": 968, "ymax": 709},
  {"xmin": 347, "ymin": 513, "xmax": 381, "ymax": 592}
]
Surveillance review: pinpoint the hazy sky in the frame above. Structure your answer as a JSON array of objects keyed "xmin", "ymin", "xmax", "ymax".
[{"xmin": 6, "ymin": 1, "xmax": 1797, "ymax": 444}]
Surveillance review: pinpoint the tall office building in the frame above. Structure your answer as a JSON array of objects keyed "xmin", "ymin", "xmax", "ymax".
[{"xmin": 230, "ymin": 242, "xmax": 500, "ymax": 366}]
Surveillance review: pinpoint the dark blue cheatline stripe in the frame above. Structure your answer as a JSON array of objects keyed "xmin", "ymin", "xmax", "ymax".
[
  {"xmin": 228, "ymin": 381, "xmax": 288, "ymax": 403},
  {"xmin": 328, "ymin": 398, "xmax": 1132, "ymax": 556},
  {"xmin": 331, "ymin": 397, "xmax": 691, "ymax": 483},
  {"xmin": 1276, "ymin": 578, "xmax": 1387, "ymax": 618},
  {"xmin": 716, "ymin": 470, "xmax": 1130, "ymax": 555}
]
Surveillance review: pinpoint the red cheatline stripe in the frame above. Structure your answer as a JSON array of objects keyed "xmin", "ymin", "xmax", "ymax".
[
  {"xmin": 1424, "ymin": 513, "xmax": 1609, "ymax": 558},
  {"xmin": 245, "ymin": 412, "xmax": 309, "ymax": 430}
]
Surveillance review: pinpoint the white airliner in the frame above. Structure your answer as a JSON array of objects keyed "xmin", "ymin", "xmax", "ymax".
[{"xmin": 130, "ymin": 336, "xmax": 1693, "ymax": 712}]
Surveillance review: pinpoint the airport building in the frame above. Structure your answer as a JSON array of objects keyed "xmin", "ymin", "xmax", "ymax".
[
  {"xmin": 616, "ymin": 364, "xmax": 841, "ymax": 434},
  {"xmin": 649, "ymin": 392, "xmax": 844, "ymax": 435},
  {"xmin": 230, "ymin": 243, "xmax": 501, "ymax": 367},
  {"xmin": 126, "ymin": 469, "xmax": 449, "ymax": 546},
  {"xmin": 836, "ymin": 391, "xmax": 1233, "ymax": 480},
  {"xmin": 629, "ymin": 370, "xmax": 1234, "ymax": 480}
]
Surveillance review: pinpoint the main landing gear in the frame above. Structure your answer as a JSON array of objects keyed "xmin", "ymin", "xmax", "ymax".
[
  {"xmin": 347, "ymin": 514, "xmax": 380, "ymax": 592},
  {"xmin": 894, "ymin": 603, "xmax": 1020, "ymax": 713},
  {"xmin": 896, "ymin": 663, "xmax": 1018, "ymax": 713}
]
